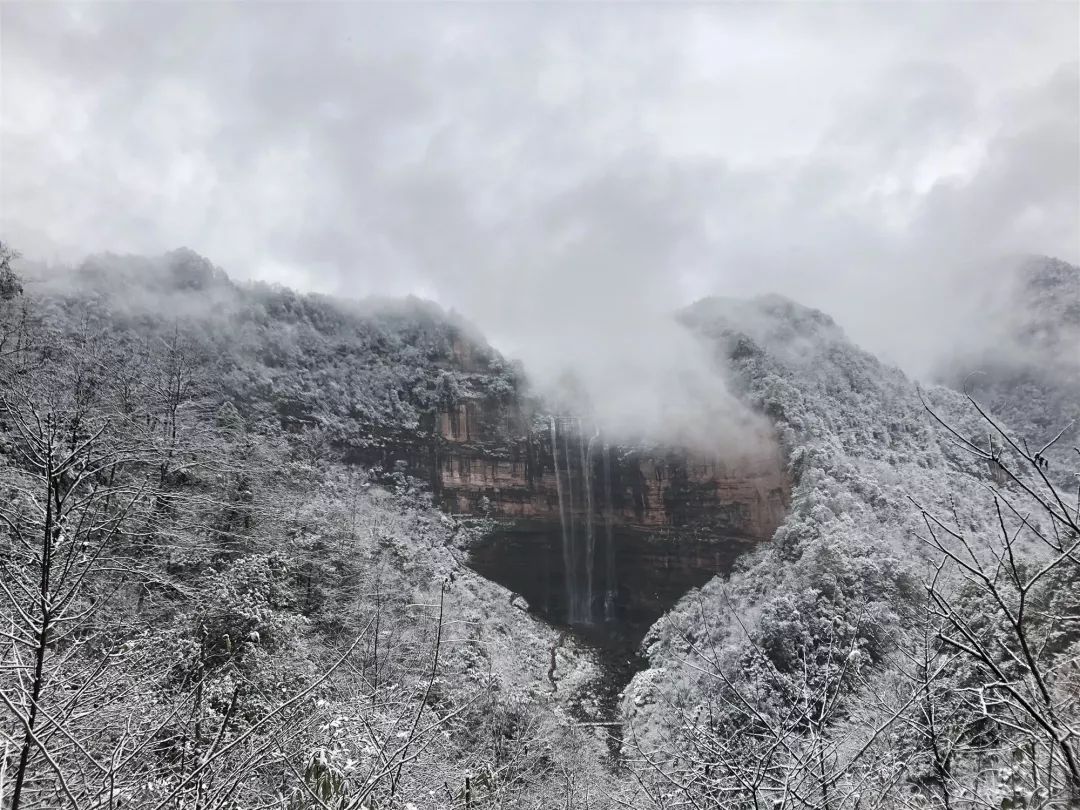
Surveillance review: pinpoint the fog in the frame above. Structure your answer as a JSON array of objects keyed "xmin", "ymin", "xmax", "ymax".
[{"xmin": 2, "ymin": 2, "xmax": 1077, "ymax": 443}]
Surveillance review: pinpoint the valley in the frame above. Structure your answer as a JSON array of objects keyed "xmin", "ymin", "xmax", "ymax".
[{"xmin": 1, "ymin": 246, "xmax": 1077, "ymax": 808}]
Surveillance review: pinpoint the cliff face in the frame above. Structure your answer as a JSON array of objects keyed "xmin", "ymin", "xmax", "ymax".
[
  {"xmin": 438, "ymin": 396, "xmax": 791, "ymax": 630},
  {"xmin": 432, "ymin": 399, "xmax": 790, "ymax": 543}
]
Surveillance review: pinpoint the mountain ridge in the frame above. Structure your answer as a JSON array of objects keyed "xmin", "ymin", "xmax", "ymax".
[{"xmin": 5, "ymin": 244, "xmax": 1077, "ymax": 806}]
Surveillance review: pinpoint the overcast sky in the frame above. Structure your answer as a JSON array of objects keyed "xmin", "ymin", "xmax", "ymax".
[{"xmin": 2, "ymin": 2, "xmax": 1078, "ymax": 398}]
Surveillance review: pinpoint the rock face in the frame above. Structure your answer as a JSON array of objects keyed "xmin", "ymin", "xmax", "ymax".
[
  {"xmin": 433, "ymin": 400, "xmax": 790, "ymax": 543},
  {"xmin": 452, "ymin": 397, "xmax": 791, "ymax": 692}
]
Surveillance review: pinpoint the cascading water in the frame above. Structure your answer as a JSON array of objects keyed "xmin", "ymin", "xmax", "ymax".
[
  {"xmin": 582, "ymin": 427, "xmax": 599, "ymax": 624},
  {"xmin": 549, "ymin": 416, "xmax": 575, "ymax": 623},
  {"xmin": 547, "ymin": 417, "xmax": 621, "ymax": 625},
  {"xmin": 562, "ymin": 425, "xmax": 580, "ymax": 622},
  {"xmin": 602, "ymin": 441, "xmax": 617, "ymax": 622}
]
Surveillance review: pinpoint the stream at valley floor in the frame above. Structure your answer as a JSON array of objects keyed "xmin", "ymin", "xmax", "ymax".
[{"xmin": 466, "ymin": 525, "xmax": 752, "ymax": 759}]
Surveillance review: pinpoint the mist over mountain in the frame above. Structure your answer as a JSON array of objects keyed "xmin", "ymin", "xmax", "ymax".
[
  {"xmin": 4, "ymin": 3, "xmax": 1077, "ymax": 392},
  {"xmin": 932, "ymin": 255, "xmax": 1080, "ymax": 464},
  {"xmin": 3, "ymin": 242, "xmax": 1078, "ymax": 806},
  {"xmin": 2, "ymin": 1, "xmax": 1079, "ymax": 807}
]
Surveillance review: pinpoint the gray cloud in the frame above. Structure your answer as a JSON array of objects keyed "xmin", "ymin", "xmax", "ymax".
[{"xmin": 1, "ymin": 2, "xmax": 1077, "ymax": 433}]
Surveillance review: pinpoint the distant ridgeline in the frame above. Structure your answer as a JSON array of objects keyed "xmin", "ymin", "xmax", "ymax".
[
  {"xmin": 29, "ymin": 248, "xmax": 791, "ymax": 542},
  {"xmin": 30, "ymin": 247, "xmax": 523, "ymax": 448},
  {"xmin": 934, "ymin": 255, "xmax": 1080, "ymax": 474}
]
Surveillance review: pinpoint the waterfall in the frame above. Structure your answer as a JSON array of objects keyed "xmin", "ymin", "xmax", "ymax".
[
  {"xmin": 549, "ymin": 417, "xmax": 575, "ymax": 623},
  {"xmin": 582, "ymin": 427, "xmax": 599, "ymax": 624},
  {"xmin": 562, "ymin": 425, "xmax": 579, "ymax": 622},
  {"xmin": 602, "ymin": 441, "xmax": 617, "ymax": 622}
]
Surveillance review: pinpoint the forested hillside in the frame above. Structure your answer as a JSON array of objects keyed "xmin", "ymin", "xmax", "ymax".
[
  {"xmin": 624, "ymin": 290, "xmax": 1080, "ymax": 807},
  {"xmin": 0, "ymin": 245, "xmax": 614, "ymax": 809},
  {"xmin": 28, "ymin": 248, "xmax": 522, "ymax": 454},
  {"xmin": 1, "ymin": 245, "xmax": 1077, "ymax": 808}
]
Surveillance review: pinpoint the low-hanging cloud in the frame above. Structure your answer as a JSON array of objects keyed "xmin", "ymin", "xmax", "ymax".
[{"xmin": 2, "ymin": 2, "xmax": 1077, "ymax": 444}]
